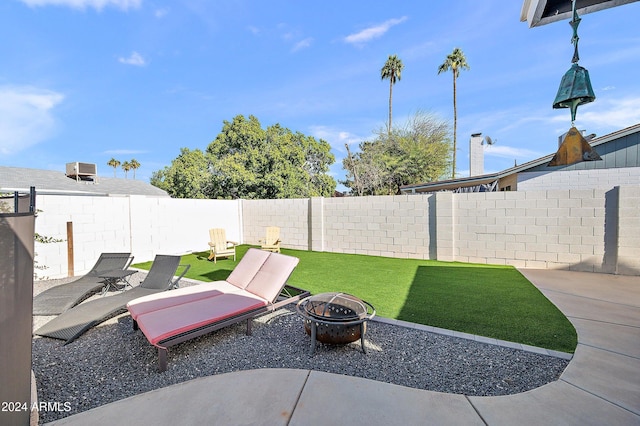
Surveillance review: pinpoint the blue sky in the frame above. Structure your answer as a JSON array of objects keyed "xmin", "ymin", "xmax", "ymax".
[{"xmin": 2, "ymin": 0, "xmax": 640, "ymax": 190}]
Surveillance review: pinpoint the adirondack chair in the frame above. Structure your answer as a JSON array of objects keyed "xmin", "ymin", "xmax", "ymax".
[
  {"xmin": 208, "ymin": 228, "xmax": 238, "ymax": 263},
  {"xmin": 259, "ymin": 226, "xmax": 281, "ymax": 253}
]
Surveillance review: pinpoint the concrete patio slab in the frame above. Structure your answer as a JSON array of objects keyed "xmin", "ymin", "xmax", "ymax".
[
  {"xmin": 49, "ymin": 369, "xmax": 310, "ymax": 425},
  {"xmin": 570, "ymin": 317, "xmax": 640, "ymax": 357},
  {"xmin": 561, "ymin": 345, "xmax": 640, "ymax": 415},
  {"xmin": 520, "ymin": 269, "xmax": 640, "ymax": 307},
  {"xmin": 289, "ymin": 371, "xmax": 484, "ymax": 425},
  {"xmin": 536, "ymin": 289, "xmax": 640, "ymax": 328},
  {"xmin": 469, "ymin": 380, "xmax": 640, "ymax": 426}
]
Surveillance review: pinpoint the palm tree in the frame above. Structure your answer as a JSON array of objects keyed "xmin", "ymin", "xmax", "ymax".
[
  {"xmin": 381, "ymin": 54, "xmax": 404, "ymax": 134},
  {"xmin": 438, "ymin": 47, "xmax": 469, "ymax": 179},
  {"xmin": 129, "ymin": 158, "xmax": 140, "ymax": 179},
  {"xmin": 121, "ymin": 161, "xmax": 132, "ymax": 179},
  {"xmin": 107, "ymin": 158, "xmax": 120, "ymax": 178}
]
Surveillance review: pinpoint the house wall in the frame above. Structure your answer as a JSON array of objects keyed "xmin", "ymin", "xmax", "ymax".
[
  {"xmin": 527, "ymin": 129, "xmax": 640, "ymax": 172},
  {"xmin": 498, "ymin": 174, "xmax": 518, "ymax": 191},
  {"xmin": 33, "ymin": 186, "xmax": 640, "ymax": 278},
  {"xmin": 517, "ymin": 167, "xmax": 640, "ymax": 191}
]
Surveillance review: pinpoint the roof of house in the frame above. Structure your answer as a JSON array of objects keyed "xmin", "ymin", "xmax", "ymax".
[
  {"xmin": 0, "ymin": 166, "xmax": 169, "ymax": 197},
  {"xmin": 521, "ymin": 0, "xmax": 640, "ymax": 27},
  {"xmin": 400, "ymin": 122, "xmax": 640, "ymax": 193}
]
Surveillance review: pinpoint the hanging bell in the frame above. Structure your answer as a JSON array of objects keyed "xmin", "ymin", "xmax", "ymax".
[{"xmin": 553, "ymin": 63, "xmax": 596, "ymax": 123}]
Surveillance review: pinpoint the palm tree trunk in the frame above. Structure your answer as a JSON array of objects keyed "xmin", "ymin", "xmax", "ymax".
[
  {"xmin": 452, "ymin": 72, "xmax": 457, "ymax": 179},
  {"xmin": 388, "ymin": 81, "xmax": 393, "ymax": 134}
]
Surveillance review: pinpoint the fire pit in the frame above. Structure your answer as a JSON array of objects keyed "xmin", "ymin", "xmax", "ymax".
[{"xmin": 296, "ymin": 292, "xmax": 375, "ymax": 355}]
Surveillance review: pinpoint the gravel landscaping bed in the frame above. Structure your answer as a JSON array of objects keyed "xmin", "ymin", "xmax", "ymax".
[{"xmin": 32, "ymin": 276, "xmax": 570, "ymax": 423}]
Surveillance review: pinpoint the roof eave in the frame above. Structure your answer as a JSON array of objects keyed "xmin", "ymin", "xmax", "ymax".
[{"xmin": 521, "ymin": 0, "xmax": 640, "ymax": 28}]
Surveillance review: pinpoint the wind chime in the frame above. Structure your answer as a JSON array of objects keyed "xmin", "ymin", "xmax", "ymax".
[{"xmin": 548, "ymin": 0, "xmax": 601, "ymax": 166}]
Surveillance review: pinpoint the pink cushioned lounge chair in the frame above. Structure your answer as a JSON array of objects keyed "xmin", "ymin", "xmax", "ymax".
[{"xmin": 127, "ymin": 248, "xmax": 309, "ymax": 371}]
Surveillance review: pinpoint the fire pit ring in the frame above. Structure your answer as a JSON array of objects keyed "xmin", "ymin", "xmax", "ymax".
[{"xmin": 296, "ymin": 292, "xmax": 376, "ymax": 355}]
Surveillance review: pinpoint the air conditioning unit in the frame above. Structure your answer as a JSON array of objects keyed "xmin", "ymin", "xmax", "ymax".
[{"xmin": 66, "ymin": 162, "xmax": 97, "ymax": 181}]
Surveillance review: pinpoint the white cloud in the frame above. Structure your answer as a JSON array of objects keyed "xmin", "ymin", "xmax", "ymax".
[
  {"xmin": 344, "ymin": 16, "xmax": 408, "ymax": 45},
  {"xmin": 572, "ymin": 96, "xmax": 640, "ymax": 129},
  {"xmin": 309, "ymin": 125, "xmax": 365, "ymax": 151},
  {"xmin": 0, "ymin": 85, "xmax": 64, "ymax": 155},
  {"xmin": 118, "ymin": 51, "xmax": 146, "ymax": 66},
  {"xmin": 20, "ymin": 0, "xmax": 141, "ymax": 11},
  {"xmin": 483, "ymin": 145, "xmax": 542, "ymax": 160},
  {"xmin": 292, "ymin": 37, "xmax": 313, "ymax": 52},
  {"xmin": 154, "ymin": 7, "xmax": 168, "ymax": 18}
]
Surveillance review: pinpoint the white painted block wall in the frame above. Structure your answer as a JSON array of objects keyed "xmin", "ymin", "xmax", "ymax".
[
  {"xmin": 449, "ymin": 189, "xmax": 608, "ymax": 272},
  {"xmin": 32, "ymin": 184, "xmax": 640, "ymax": 278},
  {"xmin": 35, "ymin": 195, "xmax": 241, "ymax": 278},
  {"xmin": 617, "ymin": 186, "xmax": 640, "ymax": 275},
  {"xmin": 242, "ymin": 199, "xmax": 310, "ymax": 250},
  {"xmin": 323, "ymin": 195, "xmax": 433, "ymax": 259}
]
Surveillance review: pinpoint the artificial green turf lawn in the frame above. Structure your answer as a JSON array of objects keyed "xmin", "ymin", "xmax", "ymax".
[{"xmin": 134, "ymin": 245, "xmax": 577, "ymax": 353}]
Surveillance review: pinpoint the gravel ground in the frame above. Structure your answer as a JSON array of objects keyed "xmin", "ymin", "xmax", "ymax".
[{"xmin": 32, "ymin": 275, "xmax": 570, "ymax": 423}]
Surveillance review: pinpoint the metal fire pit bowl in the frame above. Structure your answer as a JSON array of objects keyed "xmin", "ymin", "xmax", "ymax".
[{"xmin": 296, "ymin": 292, "xmax": 376, "ymax": 355}]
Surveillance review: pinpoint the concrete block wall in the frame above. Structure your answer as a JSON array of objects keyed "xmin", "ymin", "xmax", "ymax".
[
  {"xmin": 517, "ymin": 168, "xmax": 640, "ymax": 191},
  {"xmin": 35, "ymin": 195, "xmax": 132, "ymax": 279},
  {"xmin": 449, "ymin": 189, "xmax": 608, "ymax": 272},
  {"xmin": 32, "ymin": 185, "xmax": 640, "ymax": 278},
  {"xmin": 130, "ymin": 197, "xmax": 242, "ymax": 262},
  {"xmin": 323, "ymin": 195, "xmax": 433, "ymax": 259},
  {"xmin": 241, "ymin": 198, "xmax": 309, "ymax": 250},
  {"xmin": 617, "ymin": 186, "xmax": 640, "ymax": 275},
  {"xmin": 434, "ymin": 192, "xmax": 454, "ymax": 262},
  {"xmin": 35, "ymin": 195, "xmax": 241, "ymax": 278}
]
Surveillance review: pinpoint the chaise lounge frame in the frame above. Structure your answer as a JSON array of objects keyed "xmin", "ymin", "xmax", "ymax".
[
  {"xmin": 33, "ymin": 252, "xmax": 134, "ymax": 316},
  {"xmin": 133, "ymin": 284, "xmax": 309, "ymax": 372},
  {"xmin": 127, "ymin": 248, "xmax": 309, "ymax": 372},
  {"xmin": 34, "ymin": 255, "xmax": 189, "ymax": 344}
]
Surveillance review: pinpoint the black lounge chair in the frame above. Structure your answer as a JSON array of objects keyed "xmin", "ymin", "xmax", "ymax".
[
  {"xmin": 34, "ymin": 255, "xmax": 189, "ymax": 345},
  {"xmin": 33, "ymin": 252, "xmax": 134, "ymax": 316}
]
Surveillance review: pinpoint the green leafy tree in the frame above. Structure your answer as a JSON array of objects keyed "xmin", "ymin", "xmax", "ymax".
[
  {"xmin": 342, "ymin": 111, "xmax": 451, "ymax": 195},
  {"xmin": 151, "ymin": 148, "xmax": 210, "ymax": 198},
  {"xmin": 121, "ymin": 161, "xmax": 132, "ymax": 179},
  {"xmin": 152, "ymin": 115, "xmax": 336, "ymax": 199},
  {"xmin": 107, "ymin": 158, "xmax": 120, "ymax": 177},
  {"xmin": 129, "ymin": 158, "xmax": 140, "ymax": 179},
  {"xmin": 206, "ymin": 115, "xmax": 336, "ymax": 199},
  {"xmin": 381, "ymin": 54, "xmax": 404, "ymax": 134},
  {"xmin": 438, "ymin": 47, "xmax": 470, "ymax": 179}
]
